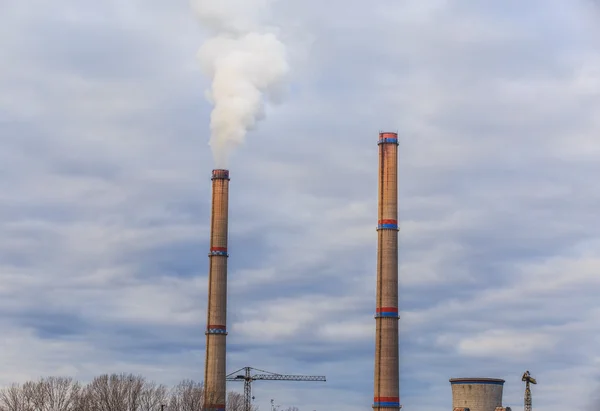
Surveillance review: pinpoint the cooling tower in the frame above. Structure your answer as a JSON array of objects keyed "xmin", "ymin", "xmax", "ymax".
[
  {"xmin": 204, "ymin": 169, "xmax": 230, "ymax": 411},
  {"xmin": 373, "ymin": 132, "xmax": 400, "ymax": 411},
  {"xmin": 450, "ymin": 378, "xmax": 505, "ymax": 411}
]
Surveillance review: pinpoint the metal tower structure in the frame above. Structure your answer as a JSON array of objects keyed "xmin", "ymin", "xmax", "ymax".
[
  {"xmin": 373, "ymin": 132, "xmax": 401, "ymax": 411},
  {"xmin": 522, "ymin": 371, "xmax": 537, "ymax": 411},
  {"xmin": 227, "ymin": 367, "xmax": 326, "ymax": 411}
]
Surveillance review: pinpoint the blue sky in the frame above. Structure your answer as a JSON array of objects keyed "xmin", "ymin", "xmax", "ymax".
[{"xmin": 1, "ymin": 0, "xmax": 600, "ymax": 410}]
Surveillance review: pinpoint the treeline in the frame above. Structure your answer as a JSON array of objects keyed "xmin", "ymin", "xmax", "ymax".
[{"xmin": 0, "ymin": 373, "xmax": 258, "ymax": 411}]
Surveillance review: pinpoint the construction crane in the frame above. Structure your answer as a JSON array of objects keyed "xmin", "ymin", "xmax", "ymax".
[
  {"xmin": 226, "ymin": 366, "xmax": 326, "ymax": 411},
  {"xmin": 522, "ymin": 370, "xmax": 537, "ymax": 411}
]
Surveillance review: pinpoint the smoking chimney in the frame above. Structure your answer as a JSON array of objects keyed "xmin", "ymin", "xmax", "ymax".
[
  {"xmin": 204, "ymin": 168, "xmax": 230, "ymax": 411},
  {"xmin": 373, "ymin": 132, "xmax": 400, "ymax": 411}
]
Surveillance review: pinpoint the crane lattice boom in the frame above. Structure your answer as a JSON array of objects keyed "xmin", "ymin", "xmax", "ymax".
[
  {"xmin": 226, "ymin": 367, "xmax": 326, "ymax": 411},
  {"xmin": 251, "ymin": 374, "xmax": 325, "ymax": 381},
  {"xmin": 522, "ymin": 371, "xmax": 537, "ymax": 411}
]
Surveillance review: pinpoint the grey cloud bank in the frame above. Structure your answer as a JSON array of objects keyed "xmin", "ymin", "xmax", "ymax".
[{"xmin": 1, "ymin": 1, "xmax": 600, "ymax": 411}]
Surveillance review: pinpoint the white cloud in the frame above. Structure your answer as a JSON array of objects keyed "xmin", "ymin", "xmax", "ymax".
[{"xmin": 455, "ymin": 329, "xmax": 558, "ymax": 359}]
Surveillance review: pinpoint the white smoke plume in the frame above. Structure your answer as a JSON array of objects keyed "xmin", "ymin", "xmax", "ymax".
[{"xmin": 191, "ymin": 0, "xmax": 290, "ymax": 168}]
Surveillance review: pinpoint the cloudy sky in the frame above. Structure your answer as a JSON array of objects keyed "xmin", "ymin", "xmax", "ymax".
[{"xmin": 1, "ymin": 0, "xmax": 600, "ymax": 410}]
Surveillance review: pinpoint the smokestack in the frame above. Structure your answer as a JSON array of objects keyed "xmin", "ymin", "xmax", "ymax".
[
  {"xmin": 373, "ymin": 132, "xmax": 400, "ymax": 411},
  {"xmin": 204, "ymin": 168, "xmax": 230, "ymax": 411}
]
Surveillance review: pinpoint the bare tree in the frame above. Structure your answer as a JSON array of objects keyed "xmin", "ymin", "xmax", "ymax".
[
  {"xmin": 224, "ymin": 392, "xmax": 260, "ymax": 411},
  {"xmin": 1, "ymin": 375, "xmax": 264, "ymax": 411},
  {"xmin": 168, "ymin": 380, "xmax": 203, "ymax": 411},
  {"xmin": 71, "ymin": 387, "xmax": 96, "ymax": 411},
  {"xmin": 21, "ymin": 381, "xmax": 42, "ymax": 411},
  {"xmin": 46, "ymin": 377, "xmax": 81, "ymax": 411},
  {"xmin": 0, "ymin": 384, "xmax": 29, "ymax": 411},
  {"xmin": 225, "ymin": 392, "xmax": 242, "ymax": 411},
  {"xmin": 283, "ymin": 407, "xmax": 299, "ymax": 411},
  {"xmin": 86, "ymin": 373, "xmax": 145, "ymax": 411},
  {"xmin": 138, "ymin": 381, "xmax": 168, "ymax": 411},
  {"xmin": 20, "ymin": 377, "xmax": 82, "ymax": 411}
]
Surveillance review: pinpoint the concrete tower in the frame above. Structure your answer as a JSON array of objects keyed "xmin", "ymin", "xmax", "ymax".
[
  {"xmin": 204, "ymin": 169, "xmax": 230, "ymax": 411},
  {"xmin": 373, "ymin": 132, "xmax": 400, "ymax": 411},
  {"xmin": 450, "ymin": 378, "xmax": 507, "ymax": 411}
]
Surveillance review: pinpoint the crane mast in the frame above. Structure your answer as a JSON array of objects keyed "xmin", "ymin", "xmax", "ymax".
[
  {"xmin": 522, "ymin": 371, "xmax": 537, "ymax": 411},
  {"xmin": 226, "ymin": 367, "xmax": 326, "ymax": 411}
]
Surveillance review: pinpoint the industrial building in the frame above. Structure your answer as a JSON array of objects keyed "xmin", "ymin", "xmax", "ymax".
[
  {"xmin": 200, "ymin": 133, "xmax": 534, "ymax": 411},
  {"xmin": 450, "ymin": 378, "xmax": 512, "ymax": 411}
]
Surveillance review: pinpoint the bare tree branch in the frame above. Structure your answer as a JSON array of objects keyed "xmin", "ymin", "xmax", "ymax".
[
  {"xmin": 86, "ymin": 373, "xmax": 146, "ymax": 411},
  {"xmin": 225, "ymin": 392, "xmax": 242, "ymax": 411},
  {"xmin": 37, "ymin": 377, "xmax": 81, "ymax": 411},
  {"xmin": 168, "ymin": 380, "xmax": 203, "ymax": 411},
  {"xmin": 139, "ymin": 381, "xmax": 168, "ymax": 411},
  {"xmin": 0, "ymin": 384, "xmax": 29, "ymax": 411}
]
